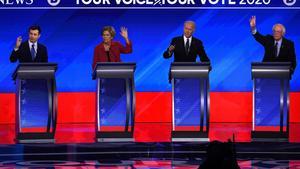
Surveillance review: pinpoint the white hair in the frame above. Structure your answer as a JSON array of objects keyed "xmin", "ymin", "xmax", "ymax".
[
  {"xmin": 272, "ymin": 23, "xmax": 286, "ymax": 36},
  {"xmin": 184, "ymin": 20, "xmax": 196, "ymax": 29}
]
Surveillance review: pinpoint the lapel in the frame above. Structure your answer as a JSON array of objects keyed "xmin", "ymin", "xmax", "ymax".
[
  {"xmin": 181, "ymin": 35, "xmax": 193, "ymax": 57},
  {"xmin": 24, "ymin": 41, "xmax": 33, "ymax": 61},
  {"xmin": 26, "ymin": 40, "xmax": 40, "ymax": 62},
  {"xmin": 35, "ymin": 43, "xmax": 40, "ymax": 61},
  {"xmin": 272, "ymin": 37, "xmax": 284, "ymax": 58},
  {"xmin": 278, "ymin": 38, "xmax": 286, "ymax": 57},
  {"xmin": 180, "ymin": 36, "xmax": 186, "ymax": 56},
  {"xmin": 189, "ymin": 37, "xmax": 195, "ymax": 55}
]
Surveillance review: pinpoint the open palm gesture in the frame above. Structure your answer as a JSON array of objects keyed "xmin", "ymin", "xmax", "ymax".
[
  {"xmin": 120, "ymin": 27, "xmax": 129, "ymax": 40},
  {"xmin": 249, "ymin": 16, "xmax": 256, "ymax": 29}
]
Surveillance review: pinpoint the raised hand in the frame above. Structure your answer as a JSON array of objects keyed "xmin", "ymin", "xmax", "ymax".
[
  {"xmin": 168, "ymin": 45, "xmax": 175, "ymax": 52},
  {"xmin": 120, "ymin": 27, "xmax": 129, "ymax": 40},
  {"xmin": 249, "ymin": 16, "xmax": 256, "ymax": 30},
  {"xmin": 15, "ymin": 36, "xmax": 22, "ymax": 49}
]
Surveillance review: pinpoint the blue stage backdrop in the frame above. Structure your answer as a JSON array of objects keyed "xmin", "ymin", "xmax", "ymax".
[{"xmin": 0, "ymin": 10, "xmax": 299, "ymax": 92}]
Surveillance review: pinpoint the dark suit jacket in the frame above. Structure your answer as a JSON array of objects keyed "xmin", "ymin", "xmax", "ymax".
[
  {"xmin": 10, "ymin": 41, "xmax": 48, "ymax": 63},
  {"xmin": 253, "ymin": 32, "xmax": 297, "ymax": 71},
  {"xmin": 163, "ymin": 36, "xmax": 210, "ymax": 62}
]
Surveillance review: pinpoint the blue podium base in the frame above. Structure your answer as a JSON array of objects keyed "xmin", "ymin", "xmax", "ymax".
[
  {"xmin": 16, "ymin": 139, "xmax": 55, "ymax": 144},
  {"xmin": 97, "ymin": 138, "xmax": 134, "ymax": 142},
  {"xmin": 251, "ymin": 131, "xmax": 288, "ymax": 142},
  {"xmin": 96, "ymin": 132, "xmax": 134, "ymax": 142},
  {"xmin": 171, "ymin": 131, "xmax": 209, "ymax": 142},
  {"xmin": 16, "ymin": 133, "xmax": 55, "ymax": 144}
]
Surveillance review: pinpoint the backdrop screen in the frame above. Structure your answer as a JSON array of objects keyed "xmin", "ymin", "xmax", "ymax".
[{"xmin": 0, "ymin": 10, "xmax": 299, "ymax": 92}]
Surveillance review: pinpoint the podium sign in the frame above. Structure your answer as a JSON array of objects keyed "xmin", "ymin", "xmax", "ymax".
[
  {"xmin": 13, "ymin": 63, "xmax": 58, "ymax": 143},
  {"xmin": 170, "ymin": 62, "xmax": 211, "ymax": 142},
  {"xmin": 93, "ymin": 63, "xmax": 136, "ymax": 142},
  {"xmin": 251, "ymin": 62, "xmax": 291, "ymax": 142}
]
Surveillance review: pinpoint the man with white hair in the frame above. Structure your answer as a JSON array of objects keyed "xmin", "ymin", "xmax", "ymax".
[
  {"xmin": 250, "ymin": 16, "xmax": 297, "ymax": 72},
  {"xmin": 163, "ymin": 21, "xmax": 210, "ymax": 62}
]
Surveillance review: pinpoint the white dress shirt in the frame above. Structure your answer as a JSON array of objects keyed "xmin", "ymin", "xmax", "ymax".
[
  {"xmin": 274, "ymin": 38, "xmax": 282, "ymax": 57},
  {"xmin": 183, "ymin": 36, "xmax": 192, "ymax": 50},
  {"xmin": 28, "ymin": 40, "xmax": 38, "ymax": 55}
]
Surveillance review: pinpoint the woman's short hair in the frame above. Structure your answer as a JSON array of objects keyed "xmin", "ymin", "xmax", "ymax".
[{"xmin": 102, "ymin": 26, "xmax": 116, "ymax": 38}]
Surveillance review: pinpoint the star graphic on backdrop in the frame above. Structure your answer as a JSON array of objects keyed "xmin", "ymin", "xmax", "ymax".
[
  {"xmin": 21, "ymin": 88, "xmax": 26, "ymax": 94},
  {"xmin": 256, "ymin": 118, "xmax": 261, "ymax": 124},
  {"xmin": 21, "ymin": 80, "xmax": 27, "ymax": 85},
  {"xmin": 21, "ymin": 119, "xmax": 27, "ymax": 126},
  {"xmin": 256, "ymin": 87, "xmax": 261, "ymax": 94},
  {"xmin": 21, "ymin": 109, "xmax": 27, "ymax": 115},
  {"xmin": 100, "ymin": 88, "xmax": 106, "ymax": 94},
  {"xmin": 175, "ymin": 118, "xmax": 182, "ymax": 123},
  {"xmin": 256, "ymin": 108, "xmax": 261, "ymax": 115},
  {"xmin": 100, "ymin": 108, "xmax": 106, "ymax": 114},
  {"xmin": 175, "ymin": 98, "xmax": 181, "ymax": 103},
  {"xmin": 101, "ymin": 118, "xmax": 107, "ymax": 125},
  {"xmin": 21, "ymin": 99, "xmax": 27, "ymax": 105},
  {"xmin": 256, "ymin": 98, "xmax": 261, "ymax": 103}
]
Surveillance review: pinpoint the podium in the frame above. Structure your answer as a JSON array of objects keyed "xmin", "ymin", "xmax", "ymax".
[
  {"xmin": 13, "ymin": 63, "xmax": 58, "ymax": 143},
  {"xmin": 93, "ymin": 63, "xmax": 136, "ymax": 142},
  {"xmin": 170, "ymin": 62, "xmax": 211, "ymax": 142},
  {"xmin": 251, "ymin": 62, "xmax": 292, "ymax": 142}
]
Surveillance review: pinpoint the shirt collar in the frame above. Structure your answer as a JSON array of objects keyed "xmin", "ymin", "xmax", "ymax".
[
  {"xmin": 275, "ymin": 38, "xmax": 283, "ymax": 45},
  {"xmin": 28, "ymin": 40, "xmax": 37, "ymax": 47},
  {"xmin": 183, "ymin": 35, "xmax": 192, "ymax": 42}
]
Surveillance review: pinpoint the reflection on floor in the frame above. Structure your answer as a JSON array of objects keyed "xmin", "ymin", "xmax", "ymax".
[
  {"xmin": 0, "ymin": 123, "xmax": 300, "ymax": 168},
  {"xmin": 0, "ymin": 158, "xmax": 300, "ymax": 168}
]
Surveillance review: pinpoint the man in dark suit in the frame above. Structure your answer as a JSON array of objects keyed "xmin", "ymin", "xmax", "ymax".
[
  {"xmin": 163, "ymin": 21, "xmax": 210, "ymax": 63},
  {"xmin": 10, "ymin": 25, "xmax": 48, "ymax": 63},
  {"xmin": 250, "ymin": 16, "xmax": 297, "ymax": 73}
]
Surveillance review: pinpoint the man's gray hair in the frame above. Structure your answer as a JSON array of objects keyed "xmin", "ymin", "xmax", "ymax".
[
  {"xmin": 184, "ymin": 20, "xmax": 196, "ymax": 29},
  {"xmin": 273, "ymin": 23, "xmax": 286, "ymax": 36}
]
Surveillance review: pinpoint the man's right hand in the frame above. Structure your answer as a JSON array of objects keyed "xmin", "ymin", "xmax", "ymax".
[
  {"xmin": 249, "ymin": 16, "xmax": 256, "ymax": 31},
  {"xmin": 168, "ymin": 45, "xmax": 175, "ymax": 53},
  {"xmin": 15, "ymin": 36, "xmax": 22, "ymax": 50}
]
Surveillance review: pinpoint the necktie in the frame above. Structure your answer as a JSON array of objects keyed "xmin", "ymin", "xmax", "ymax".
[
  {"xmin": 185, "ymin": 38, "xmax": 190, "ymax": 55},
  {"xmin": 31, "ymin": 44, "xmax": 36, "ymax": 61},
  {"xmin": 274, "ymin": 42, "xmax": 278, "ymax": 57}
]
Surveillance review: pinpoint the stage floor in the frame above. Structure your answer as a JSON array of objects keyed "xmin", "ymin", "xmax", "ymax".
[
  {"xmin": 0, "ymin": 123, "xmax": 300, "ymax": 168},
  {"xmin": 0, "ymin": 141, "xmax": 300, "ymax": 168}
]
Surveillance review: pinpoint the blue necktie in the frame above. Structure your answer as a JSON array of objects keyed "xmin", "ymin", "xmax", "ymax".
[{"xmin": 31, "ymin": 44, "xmax": 36, "ymax": 61}]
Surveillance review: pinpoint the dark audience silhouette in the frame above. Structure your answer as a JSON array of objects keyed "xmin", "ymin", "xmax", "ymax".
[{"xmin": 200, "ymin": 138, "xmax": 240, "ymax": 169}]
